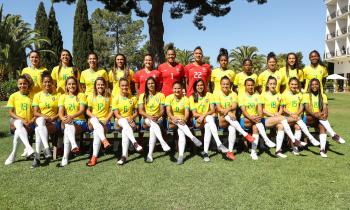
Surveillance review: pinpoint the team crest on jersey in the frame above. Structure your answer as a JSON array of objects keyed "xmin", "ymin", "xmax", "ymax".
[
  {"xmin": 205, "ymin": 99, "xmax": 208, "ymax": 103},
  {"xmin": 129, "ymin": 99, "xmax": 133, "ymax": 105},
  {"xmin": 176, "ymin": 67, "xmax": 179, "ymax": 72},
  {"xmin": 52, "ymin": 97, "xmax": 55, "ymax": 101}
]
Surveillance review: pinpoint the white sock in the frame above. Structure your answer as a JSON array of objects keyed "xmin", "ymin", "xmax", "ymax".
[
  {"xmin": 228, "ymin": 125, "xmax": 236, "ymax": 152},
  {"xmin": 145, "ymin": 118, "xmax": 169, "ymax": 150},
  {"xmin": 177, "ymin": 123, "xmax": 196, "ymax": 140},
  {"xmin": 224, "ymin": 115, "xmax": 248, "ymax": 136},
  {"xmin": 118, "ymin": 118, "xmax": 136, "ymax": 144},
  {"xmin": 36, "ymin": 117, "xmax": 49, "ymax": 149},
  {"xmin": 281, "ymin": 119, "xmax": 296, "ymax": 143},
  {"xmin": 92, "ymin": 131, "xmax": 101, "ymax": 157},
  {"xmin": 251, "ymin": 134, "xmax": 259, "ymax": 153},
  {"xmin": 295, "ymin": 130, "xmax": 302, "ymax": 141},
  {"xmin": 276, "ymin": 130, "xmax": 285, "ymax": 152},
  {"xmin": 320, "ymin": 133, "xmax": 327, "ymax": 151},
  {"xmin": 297, "ymin": 120, "xmax": 316, "ymax": 141},
  {"xmin": 319, "ymin": 120, "xmax": 336, "ymax": 137},
  {"xmin": 62, "ymin": 132, "xmax": 70, "ymax": 163},
  {"xmin": 13, "ymin": 120, "xmax": 32, "ymax": 152},
  {"xmin": 34, "ymin": 127, "xmax": 42, "ymax": 159},
  {"xmin": 64, "ymin": 124, "xmax": 78, "ymax": 149},
  {"xmin": 148, "ymin": 130, "xmax": 157, "ymax": 158},
  {"xmin": 205, "ymin": 115, "xmax": 222, "ymax": 146},
  {"xmin": 203, "ymin": 123, "xmax": 212, "ymax": 153},
  {"xmin": 121, "ymin": 130, "xmax": 129, "ymax": 157},
  {"xmin": 256, "ymin": 122, "xmax": 272, "ymax": 143},
  {"xmin": 90, "ymin": 117, "xmax": 107, "ymax": 142},
  {"xmin": 177, "ymin": 129, "xmax": 186, "ymax": 157},
  {"xmin": 8, "ymin": 133, "xmax": 19, "ymax": 159}
]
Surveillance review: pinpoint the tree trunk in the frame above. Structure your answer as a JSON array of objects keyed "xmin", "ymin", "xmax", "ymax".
[{"xmin": 147, "ymin": 0, "xmax": 165, "ymax": 67}]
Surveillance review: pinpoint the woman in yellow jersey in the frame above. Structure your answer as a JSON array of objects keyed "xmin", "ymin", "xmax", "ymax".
[
  {"xmin": 279, "ymin": 52, "xmax": 304, "ymax": 93},
  {"xmin": 233, "ymin": 58, "xmax": 258, "ymax": 95},
  {"xmin": 31, "ymin": 72, "xmax": 61, "ymax": 168},
  {"xmin": 5, "ymin": 76, "xmax": 35, "ymax": 165},
  {"xmin": 165, "ymin": 82, "xmax": 202, "ymax": 165},
  {"xmin": 86, "ymin": 77, "xmax": 113, "ymax": 166},
  {"xmin": 303, "ymin": 50, "xmax": 328, "ymax": 92},
  {"xmin": 109, "ymin": 53, "xmax": 134, "ymax": 97},
  {"xmin": 57, "ymin": 76, "xmax": 88, "ymax": 167},
  {"xmin": 80, "ymin": 53, "xmax": 109, "ymax": 97},
  {"xmin": 113, "ymin": 78, "xmax": 142, "ymax": 165},
  {"xmin": 210, "ymin": 48, "xmax": 235, "ymax": 93},
  {"xmin": 260, "ymin": 76, "xmax": 306, "ymax": 158},
  {"xmin": 190, "ymin": 79, "xmax": 228, "ymax": 162},
  {"xmin": 281, "ymin": 77, "xmax": 320, "ymax": 155},
  {"xmin": 238, "ymin": 78, "xmax": 276, "ymax": 160},
  {"xmin": 257, "ymin": 52, "xmax": 285, "ymax": 93},
  {"xmin": 216, "ymin": 76, "xmax": 255, "ymax": 160},
  {"xmin": 303, "ymin": 78, "xmax": 345, "ymax": 158},
  {"xmin": 138, "ymin": 77, "xmax": 171, "ymax": 163},
  {"xmin": 51, "ymin": 49, "xmax": 80, "ymax": 94}
]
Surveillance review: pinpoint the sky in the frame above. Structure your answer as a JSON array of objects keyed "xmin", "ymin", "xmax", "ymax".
[{"xmin": 0, "ymin": 0, "xmax": 326, "ymax": 66}]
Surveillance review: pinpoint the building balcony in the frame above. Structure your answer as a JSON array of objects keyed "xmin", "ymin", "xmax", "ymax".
[
  {"xmin": 326, "ymin": 32, "xmax": 336, "ymax": 39},
  {"xmin": 336, "ymin": 27, "xmax": 348, "ymax": 36}
]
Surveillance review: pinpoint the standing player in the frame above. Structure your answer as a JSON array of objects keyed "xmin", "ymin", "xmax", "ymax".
[
  {"xmin": 80, "ymin": 53, "xmax": 109, "ymax": 97},
  {"xmin": 21, "ymin": 50, "xmax": 48, "ymax": 95},
  {"xmin": 184, "ymin": 46, "xmax": 211, "ymax": 97},
  {"xmin": 51, "ymin": 49, "xmax": 80, "ymax": 94},
  {"xmin": 134, "ymin": 54, "xmax": 162, "ymax": 95},
  {"xmin": 279, "ymin": 52, "xmax": 303, "ymax": 93},
  {"xmin": 233, "ymin": 58, "xmax": 258, "ymax": 95},
  {"xmin": 303, "ymin": 50, "xmax": 328, "ymax": 92},
  {"xmin": 211, "ymin": 48, "xmax": 235, "ymax": 94},
  {"xmin": 109, "ymin": 54, "xmax": 134, "ymax": 97},
  {"xmin": 158, "ymin": 45, "xmax": 185, "ymax": 96}
]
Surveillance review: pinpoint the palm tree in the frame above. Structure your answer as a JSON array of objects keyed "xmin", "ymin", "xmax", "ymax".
[
  {"xmin": 229, "ymin": 45, "xmax": 266, "ymax": 74},
  {"xmin": 176, "ymin": 49, "xmax": 193, "ymax": 66}
]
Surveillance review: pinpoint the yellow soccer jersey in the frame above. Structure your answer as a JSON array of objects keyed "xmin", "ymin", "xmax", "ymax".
[
  {"xmin": 87, "ymin": 95, "xmax": 112, "ymax": 122},
  {"xmin": 281, "ymin": 91, "xmax": 303, "ymax": 114},
  {"xmin": 233, "ymin": 72, "xmax": 258, "ymax": 94},
  {"xmin": 189, "ymin": 93, "xmax": 215, "ymax": 114},
  {"xmin": 32, "ymin": 91, "xmax": 60, "ymax": 117},
  {"xmin": 257, "ymin": 70, "xmax": 286, "ymax": 93},
  {"xmin": 109, "ymin": 69, "xmax": 134, "ymax": 97},
  {"xmin": 7, "ymin": 91, "xmax": 33, "ymax": 121},
  {"xmin": 279, "ymin": 67, "xmax": 303, "ymax": 90},
  {"xmin": 138, "ymin": 92, "xmax": 165, "ymax": 116},
  {"xmin": 238, "ymin": 92, "xmax": 260, "ymax": 117},
  {"xmin": 21, "ymin": 66, "xmax": 48, "ymax": 95},
  {"xmin": 259, "ymin": 92, "xmax": 281, "ymax": 116},
  {"xmin": 303, "ymin": 65, "xmax": 328, "ymax": 91},
  {"xmin": 51, "ymin": 66, "xmax": 80, "ymax": 94},
  {"xmin": 112, "ymin": 95, "xmax": 137, "ymax": 118},
  {"xmin": 165, "ymin": 94, "xmax": 189, "ymax": 118},
  {"xmin": 215, "ymin": 91, "xmax": 238, "ymax": 110},
  {"xmin": 302, "ymin": 93, "xmax": 328, "ymax": 113},
  {"xmin": 80, "ymin": 68, "xmax": 109, "ymax": 96},
  {"xmin": 58, "ymin": 93, "xmax": 87, "ymax": 120},
  {"xmin": 211, "ymin": 68, "xmax": 235, "ymax": 93}
]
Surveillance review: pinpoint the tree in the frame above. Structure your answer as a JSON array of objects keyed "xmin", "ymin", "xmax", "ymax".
[
  {"xmin": 34, "ymin": 1, "xmax": 50, "ymax": 68},
  {"xmin": 90, "ymin": 8, "xmax": 145, "ymax": 69},
  {"xmin": 73, "ymin": 0, "xmax": 94, "ymax": 70},
  {"xmin": 230, "ymin": 45, "xmax": 266, "ymax": 74},
  {"xmin": 47, "ymin": 4, "xmax": 63, "ymax": 71},
  {"xmin": 54, "ymin": 0, "xmax": 267, "ymax": 66}
]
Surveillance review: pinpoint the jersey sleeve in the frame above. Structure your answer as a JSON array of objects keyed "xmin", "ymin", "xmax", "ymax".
[
  {"xmin": 133, "ymin": 71, "xmax": 139, "ymax": 83},
  {"xmin": 87, "ymin": 95, "xmax": 93, "ymax": 107},
  {"xmin": 257, "ymin": 73, "xmax": 264, "ymax": 87},
  {"xmin": 189, "ymin": 96, "xmax": 196, "ymax": 111},
  {"xmin": 238, "ymin": 95, "xmax": 245, "ymax": 107},
  {"xmin": 159, "ymin": 93, "xmax": 165, "ymax": 105},
  {"xmin": 108, "ymin": 71, "xmax": 113, "ymax": 83},
  {"xmin": 78, "ymin": 93, "xmax": 87, "ymax": 105},
  {"xmin": 259, "ymin": 94, "xmax": 265, "ymax": 105},
  {"xmin": 164, "ymin": 95, "xmax": 172, "ymax": 106},
  {"xmin": 184, "ymin": 65, "xmax": 190, "ymax": 78},
  {"xmin": 322, "ymin": 94, "xmax": 328, "ymax": 104},
  {"xmin": 322, "ymin": 66, "xmax": 328, "ymax": 78},
  {"xmin": 80, "ymin": 71, "xmax": 86, "ymax": 84},
  {"xmin": 138, "ymin": 93, "xmax": 145, "ymax": 105},
  {"xmin": 51, "ymin": 67, "xmax": 58, "ymax": 82},
  {"xmin": 7, "ymin": 93, "xmax": 15, "ymax": 108},
  {"xmin": 184, "ymin": 97, "xmax": 190, "ymax": 109},
  {"xmin": 102, "ymin": 70, "xmax": 109, "ymax": 82},
  {"xmin": 233, "ymin": 74, "xmax": 239, "ymax": 86},
  {"xmin": 129, "ymin": 70, "xmax": 135, "ymax": 81},
  {"xmin": 112, "ymin": 97, "xmax": 119, "ymax": 111},
  {"xmin": 208, "ymin": 93, "xmax": 215, "ymax": 104},
  {"xmin": 32, "ymin": 93, "xmax": 40, "ymax": 107},
  {"xmin": 210, "ymin": 69, "xmax": 216, "ymax": 82},
  {"xmin": 58, "ymin": 95, "xmax": 65, "ymax": 107},
  {"xmin": 132, "ymin": 97, "xmax": 138, "ymax": 109}
]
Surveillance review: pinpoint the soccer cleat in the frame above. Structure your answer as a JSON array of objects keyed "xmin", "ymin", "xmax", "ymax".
[
  {"xmin": 244, "ymin": 134, "xmax": 255, "ymax": 143},
  {"xmin": 162, "ymin": 144, "xmax": 171, "ymax": 152},
  {"xmin": 117, "ymin": 156, "xmax": 126, "ymax": 165},
  {"xmin": 4, "ymin": 154, "xmax": 15, "ymax": 165},
  {"xmin": 71, "ymin": 147, "xmax": 80, "ymax": 154},
  {"xmin": 276, "ymin": 151, "xmax": 287, "ymax": 158},
  {"xmin": 44, "ymin": 148, "xmax": 52, "ymax": 159},
  {"xmin": 250, "ymin": 151, "xmax": 258, "ymax": 160},
  {"xmin": 87, "ymin": 156, "xmax": 98, "ymax": 167},
  {"xmin": 309, "ymin": 138, "xmax": 320, "ymax": 146},
  {"xmin": 31, "ymin": 158, "xmax": 40, "ymax": 169},
  {"xmin": 292, "ymin": 147, "xmax": 300, "ymax": 156},
  {"xmin": 146, "ymin": 156, "xmax": 153, "ymax": 163},
  {"xmin": 320, "ymin": 150, "xmax": 328, "ymax": 158},
  {"xmin": 101, "ymin": 139, "xmax": 111, "ymax": 149},
  {"xmin": 332, "ymin": 134, "xmax": 345, "ymax": 144},
  {"xmin": 264, "ymin": 139, "xmax": 276, "ymax": 148},
  {"xmin": 226, "ymin": 152, "xmax": 236, "ymax": 161},
  {"xmin": 133, "ymin": 142, "xmax": 143, "ymax": 152},
  {"xmin": 191, "ymin": 137, "xmax": 202, "ymax": 147},
  {"xmin": 60, "ymin": 157, "xmax": 68, "ymax": 167},
  {"xmin": 203, "ymin": 153, "xmax": 210, "ymax": 162},
  {"xmin": 218, "ymin": 144, "xmax": 229, "ymax": 153},
  {"xmin": 294, "ymin": 140, "xmax": 307, "ymax": 147},
  {"xmin": 177, "ymin": 156, "xmax": 184, "ymax": 165}
]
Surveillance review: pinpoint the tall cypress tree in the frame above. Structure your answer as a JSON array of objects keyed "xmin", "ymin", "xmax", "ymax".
[
  {"xmin": 34, "ymin": 1, "xmax": 50, "ymax": 68},
  {"xmin": 73, "ymin": 0, "xmax": 93, "ymax": 71},
  {"xmin": 47, "ymin": 5, "xmax": 63, "ymax": 70}
]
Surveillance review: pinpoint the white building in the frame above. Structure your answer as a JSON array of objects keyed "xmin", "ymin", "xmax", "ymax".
[{"xmin": 325, "ymin": 0, "xmax": 350, "ymax": 89}]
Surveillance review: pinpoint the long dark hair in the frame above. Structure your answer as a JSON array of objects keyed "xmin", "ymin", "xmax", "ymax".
[
  {"xmin": 57, "ymin": 49, "xmax": 78, "ymax": 79},
  {"xmin": 143, "ymin": 77, "xmax": 158, "ymax": 104},
  {"xmin": 265, "ymin": 76, "xmax": 277, "ymax": 92},
  {"xmin": 113, "ymin": 53, "xmax": 129, "ymax": 82},
  {"xmin": 307, "ymin": 78, "xmax": 324, "ymax": 112},
  {"xmin": 285, "ymin": 52, "xmax": 300, "ymax": 78},
  {"xmin": 192, "ymin": 79, "xmax": 206, "ymax": 103}
]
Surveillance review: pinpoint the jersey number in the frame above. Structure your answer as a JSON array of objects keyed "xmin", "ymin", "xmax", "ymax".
[{"xmin": 194, "ymin": 72, "xmax": 202, "ymax": 79}]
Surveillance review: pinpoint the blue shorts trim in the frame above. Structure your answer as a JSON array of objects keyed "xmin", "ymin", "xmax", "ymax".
[
  {"xmin": 74, "ymin": 120, "xmax": 89, "ymax": 132},
  {"xmin": 302, "ymin": 115, "xmax": 307, "ymax": 124}
]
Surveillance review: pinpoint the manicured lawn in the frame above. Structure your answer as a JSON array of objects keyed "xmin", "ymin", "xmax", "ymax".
[{"xmin": 0, "ymin": 94, "xmax": 349, "ymax": 209}]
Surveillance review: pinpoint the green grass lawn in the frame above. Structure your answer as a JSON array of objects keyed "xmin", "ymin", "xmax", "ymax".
[{"xmin": 0, "ymin": 94, "xmax": 350, "ymax": 209}]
